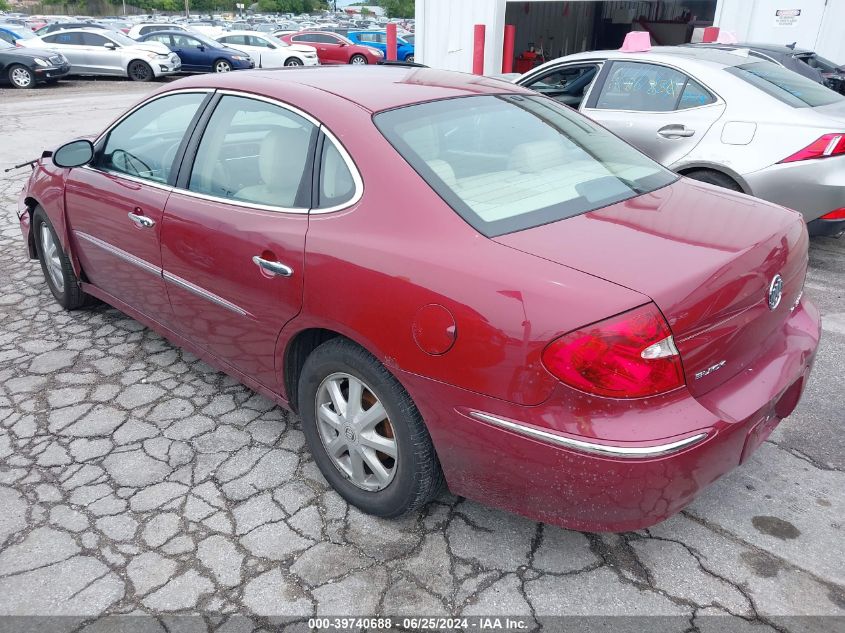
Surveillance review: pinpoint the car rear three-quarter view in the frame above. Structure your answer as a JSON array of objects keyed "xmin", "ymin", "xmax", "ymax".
[{"xmin": 17, "ymin": 67, "xmax": 821, "ymax": 532}]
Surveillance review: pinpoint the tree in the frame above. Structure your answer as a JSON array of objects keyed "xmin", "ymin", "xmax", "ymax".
[
  {"xmin": 378, "ymin": 0, "xmax": 414, "ymax": 19},
  {"xmin": 0, "ymin": 0, "xmax": 8, "ymax": 10}
]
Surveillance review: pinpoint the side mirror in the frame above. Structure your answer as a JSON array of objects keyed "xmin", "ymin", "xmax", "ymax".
[
  {"xmin": 52, "ymin": 139, "xmax": 94, "ymax": 169},
  {"xmin": 339, "ymin": 42, "xmax": 348, "ymax": 47},
  {"xmin": 104, "ymin": 41, "xmax": 117, "ymax": 49},
  {"xmin": 197, "ymin": 44, "xmax": 205, "ymax": 51},
  {"xmin": 267, "ymin": 43, "xmax": 276, "ymax": 49}
]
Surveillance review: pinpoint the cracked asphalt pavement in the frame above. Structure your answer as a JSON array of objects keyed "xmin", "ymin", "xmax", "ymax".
[{"xmin": 0, "ymin": 81, "xmax": 843, "ymax": 632}]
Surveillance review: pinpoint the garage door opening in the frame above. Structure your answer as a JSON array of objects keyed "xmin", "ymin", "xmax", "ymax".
[{"xmin": 506, "ymin": 1, "xmax": 717, "ymax": 72}]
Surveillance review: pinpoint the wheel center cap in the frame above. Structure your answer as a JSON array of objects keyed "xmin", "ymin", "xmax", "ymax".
[{"xmin": 344, "ymin": 426, "xmax": 357, "ymax": 443}]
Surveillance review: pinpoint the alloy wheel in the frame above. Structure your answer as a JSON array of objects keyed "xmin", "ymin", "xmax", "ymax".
[
  {"xmin": 285, "ymin": 58, "xmax": 303, "ymax": 67},
  {"xmin": 315, "ymin": 372, "xmax": 398, "ymax": 491},
  {"xmin": 128, "ymin": 61, "xmax": 151, "ymax": 81},
  {"xmin": 215, "ymin": 60, "xmax": 232, "ymax": 72},
  {"xmin": 350, "ymin": 55, "xmax": 367, "ymax": 65},
  {"xmin": 40, "ymin": 224, "xmax": 64, "ymax": 290},
  {"xmin": 10, "ymin": 66, "xmax": 33, "ymax": 88}
]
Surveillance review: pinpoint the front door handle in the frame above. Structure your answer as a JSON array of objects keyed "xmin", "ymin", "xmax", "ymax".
[
  {"xmin": 128, "ymin": 211, "xmax": 155, "ymax": 228},
  {"xmin": 658, "ymin": 125, "xmax": 696, "ymax": 139},
  {"xmin": 253, "ymin": 256, "xmax": 293, "ymax": 277}
]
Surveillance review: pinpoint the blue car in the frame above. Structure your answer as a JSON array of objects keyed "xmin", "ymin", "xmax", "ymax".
[
  {"xmin": 347, "ymin": 30, "xmax": 414, "ymax": 62},
  {"xmin": 0, "ymin": 24, "xmax": 39, "ymax": 47},
  {"xmin": 138, "ymin": 30, "xmax": 254, "ymax": 73}
]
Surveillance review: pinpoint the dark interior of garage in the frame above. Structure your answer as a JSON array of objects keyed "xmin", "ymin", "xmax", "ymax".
[{"xmin": 506, "ymin": 1, "xmax": 717, "ymax": 72}]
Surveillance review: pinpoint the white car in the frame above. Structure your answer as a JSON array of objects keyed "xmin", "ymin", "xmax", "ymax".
[
  {"xmin": 215, "ymin": 31, "xmax": 318, "ymax": 67},
  {"xmin": 126, "ymin": 23, "xmax": 187, "ymax": 40},
  {"xmin": 20, "ymin": 28, "xmax": 180, "ymax": 81}
]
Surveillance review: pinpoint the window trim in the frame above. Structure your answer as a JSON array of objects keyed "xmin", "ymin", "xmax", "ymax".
[
  {"xmin": 85, "ymin": 87, "xmax": 363, "ymax": 215},
  {"xmin": 86, "ymin": 88, "xmax": 216, "ymax": 192},
  {"xmin": 584, "ymin": 59, "xmax": 722, "ymax": 114}
]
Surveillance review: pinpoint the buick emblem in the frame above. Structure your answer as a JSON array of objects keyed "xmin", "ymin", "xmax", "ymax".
[{"xmin": 767, "ymin": 274, "xmax": 784, "ymax": 311}]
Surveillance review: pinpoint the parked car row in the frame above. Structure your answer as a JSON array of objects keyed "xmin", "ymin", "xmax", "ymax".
[{"xmin": 513, "ymin": 43, "xmax": 845, "ymax": 237}]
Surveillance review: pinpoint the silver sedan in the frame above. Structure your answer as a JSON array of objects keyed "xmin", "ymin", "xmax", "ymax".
[
  {"xmin": 20, "ymin": 28, "xmax": 181, "ymax": 81},
  {"xmin": 515, "ymin": 46, "xmax": 845, "ymax": 236}
]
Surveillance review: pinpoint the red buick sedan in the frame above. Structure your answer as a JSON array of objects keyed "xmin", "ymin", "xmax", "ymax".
[
  {"xmin": 17, "ymin": 67, "xmax": 820, "ymax": 531},
  {"xmin": 280, "ymin": 31, "xmax": 383, "ymax": 65}
]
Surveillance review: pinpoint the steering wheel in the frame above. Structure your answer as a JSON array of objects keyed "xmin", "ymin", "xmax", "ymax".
[{"xmin": 110, "ymin": 149, "xmax": 152, "ymax": 178}]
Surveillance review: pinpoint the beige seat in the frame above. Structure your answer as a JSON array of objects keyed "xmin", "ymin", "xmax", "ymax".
[
  {"xmin": 508, "ymin": 140, "xmax": 568, "ymax": 173},
  {"xmin": 236, "ymin": 127, "xmax": 310, "ymax": 207}
]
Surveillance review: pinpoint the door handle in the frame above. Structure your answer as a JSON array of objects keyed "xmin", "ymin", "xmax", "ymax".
[
  {"xmin": 252, "ymin": 256, "xmax": 293, "ymax": 277},
  {"xmin": 128, "ymin": 212, "xmax": 155, "ymax": 228},
  {"xmin": 658, "ymin": 125, "xmax": 696, "ymax": 139}
]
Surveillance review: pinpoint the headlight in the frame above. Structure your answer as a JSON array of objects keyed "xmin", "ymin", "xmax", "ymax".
[
  {"xmin": 231, "ymin": 55, "xmax": 249, "ymax": 61},
  {"xmin": 156, "ymin": 53, "xmax": 170, "ymax": 59},
  {"xmin": 33, "ymin": 57, "xmax": 50, "ymax": 67},
  {"xmin": 145, "ymin": 52, "xmax": 158, "ymax": 60}
]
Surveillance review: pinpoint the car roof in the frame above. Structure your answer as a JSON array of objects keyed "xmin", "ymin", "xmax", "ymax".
[
  {"xmin": 562, "ymin": 45, "xmax": 759, "ymax": 69},
  {"xmin": 167, "ymin": 66, "xmax": 528, "ymax": 113},
  {"xmin": 223, "ymin": 30, "xmax": 273, "ymax": 36},
  {"xmin": 692, "ymin": 42, "xmax": 814, "ymax": 56}
]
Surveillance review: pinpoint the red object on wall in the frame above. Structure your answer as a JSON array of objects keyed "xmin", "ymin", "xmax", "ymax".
[
  {"xmin": 386, "ymin": 22, "xmax": 398, "ymax": 61},
  {"xmin": 514, "ymin": 50, "xmax": 537, "ymax": 74},
  {"xmin": 702, "ymin": 26, "xmax": 720, "ymax": 43},
  {"xmin": 473, "ymin": 24, "xmax": 486, "ymax": 75},
  {"xmin": 502, "ymin": 24, "xmax": 516, "ymax": 73}
]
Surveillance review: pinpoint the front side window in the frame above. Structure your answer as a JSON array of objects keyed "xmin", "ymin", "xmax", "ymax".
[
  {"xmin": 173, "ymin": 34, "xmax": 201, "ymax": 48},
  {"xmin": 81, "ymin": 32, "xmax": 109, "ymax": 46},
  {"xmin": 525, "ymin": 64, "xmax": 599, "ymax": 107},
  {"xmin": 97, "ymin": 92, "xmax": 207, "ymax": 184},
  {"xmin": 594, "ymin": 61, "xmax": 713, "ymax": 112},
  {"xmin": 188, "ymin": 95, "xmax": 317, "ymax": 208},
  {"xmin": 727, "ymin": 61, "xmax": 845, "ymax": 108},
  {"xmin": 375, "ymin": 95, "xmax": 676, "ymax": 237}
]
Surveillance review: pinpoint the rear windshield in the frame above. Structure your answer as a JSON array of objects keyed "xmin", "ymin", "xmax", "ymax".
[
  {"xmin": 726, "ymin": 61, "xmax": 843, "ymax": 107},
  {"xmin": 374, "ymin": 95, "xmax": 675, "ymax": 237}
]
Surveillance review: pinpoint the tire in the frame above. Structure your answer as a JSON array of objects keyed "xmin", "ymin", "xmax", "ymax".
[
  {"xmin": 284, "ymin": 57, "xmax": 303, "ymax": 67},
  {"xmin": 683, "ymin": 169, "xmax": 742, "ymax": 192},
  {"xmin": 349, "ymin": 54, "xmax": 368, "ymax": 65},
  {"xmin": 298, "ymin": 338, "xmax": 444, "ymax": 518},
  {"xmin": 213, "ymin": 59, "xmax": 232, "ymax": 73},
  {"xmin": 127, "ymin": 60, "xmax": 153, "ymax": 82},
  {"xmin": 404, "ymin": 54, "xmax": 414, "ymax": 63},
  {"xmin": 8, "ymin": 64, "xmax": 35, "ymax": 89},
  {"xmin": 32, "ymin": 206, "xmax": 91, "ymax": 310}
]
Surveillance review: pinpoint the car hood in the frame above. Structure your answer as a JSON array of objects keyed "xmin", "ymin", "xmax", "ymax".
[
  {"xmin": 494, "ymin": 178, "xmax": 808, "ymax": 397},
  {"xmin": 135, "ymin": 41, "xmax": 171, "ymax": 55}
]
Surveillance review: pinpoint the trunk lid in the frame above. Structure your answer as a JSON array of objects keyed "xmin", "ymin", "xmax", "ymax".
[{"xmin": 495, "ymin": 179, "xmax": 808, "ymax": 397}]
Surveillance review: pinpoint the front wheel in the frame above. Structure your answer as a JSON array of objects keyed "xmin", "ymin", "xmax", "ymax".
[
  {"xmin": 127, "ymin": 60, "xmax": 153, "ymax": 82},
  {"xmin": 213, "ymin": 59, "xmax": 232, "ymax": 73},
  {"xmin": 8, "ymin": 64, "xmax": 35, "ymax": 89},
  {"xmin": 298, "ymin": 338, "xmax": 444, "ymax": 517},
  {"xmin": 349, "ymin": 54, "xmax": 368, "ymax": 65},
  {"xmin": 404, "ymin": 54, "xmax": 415, "ymax": 63},
  {"xmin": 284, "ymin": 57, "xmax": 303, "ymax": 67},
  {"xmin": 32, "ymin": 206, "xmax": 91, "ymax": 310}
]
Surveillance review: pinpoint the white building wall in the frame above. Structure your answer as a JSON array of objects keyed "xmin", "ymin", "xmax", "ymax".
[
  {"xmin": 714, "ymin": 0, "xmax": 845, "ymax": 62},
  {"xmin": 416, "ymin": 0, "xmax": 505, "ymax": 73}
]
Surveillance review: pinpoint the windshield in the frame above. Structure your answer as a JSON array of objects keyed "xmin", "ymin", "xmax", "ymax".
[
  {"xmin": 800, "ymin": 53, "xmax": 843, "ymax": 73},
  {"xmin": 108, "ymin": 31, "xmax": 139, "ymax": 46},
  {"xmin": 375, "ymin": 95, "xmax": 676, "ymax": 237},
  {"xmin": 727, "ymin": 61, "xmax": 844, "ymax": 107},
  {"xmin": 0, "ymin": 39, "xmax": 12, "ymax": 49},
  {"xmin": 263, "ymin": 34, "xmax": 289, "ymax": 47}
]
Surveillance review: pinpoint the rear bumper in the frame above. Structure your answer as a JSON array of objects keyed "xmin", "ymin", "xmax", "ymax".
[
  {"xmin": 745, "ymin": 156, "xmax": 845, "ymax": 223},
  {"xmin": 401, "ymin": 298, "xmax": 821, "ymax": 532},
  {"xmin": 807, "ymin": 216, "xmax": 845, "ymax": 238}
]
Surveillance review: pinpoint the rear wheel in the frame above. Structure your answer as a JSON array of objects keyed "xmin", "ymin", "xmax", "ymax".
[
  {"xmin": 8, "ymin": 64, "xmax": 35, "ymax": 89},
  {"xmin": 213, "ymin": 59, "xmax": 232, "ymax": 73},
  {"xmin": 298, "ymin": 338, "xmax": 444, "ymax": 517},
  {"xmin": 284, "ymin": 57, "xmax": 303, "ymax": 67},
  {"xmin": 127, "ymin": 60, "xmax": 153, "ymax": 82},
  {"xmin": 32, "ymin": 206, "xmax": 91, "ymax": 310},
  {"xmin": 683, "ymin": 169, "xmax": 742, "ymax": 192},
  {"xmin": 350, "ymin": 54, "xmax": 368, "ymax": 65}
]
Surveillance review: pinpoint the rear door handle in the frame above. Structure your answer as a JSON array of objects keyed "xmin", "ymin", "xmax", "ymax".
[
  {"xmin": 658, "ymin": 125, "xmax": 696, "ymax": 139},
  {"xmin": 252, "ymin": 256, "xmax": 293, "ymax": 277},
  {"xmin": 128, "ymin": 211, "xmax": 155, "ymax": 228}
]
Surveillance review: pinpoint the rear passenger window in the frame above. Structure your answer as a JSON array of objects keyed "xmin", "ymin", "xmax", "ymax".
[
  {"xmin": 595, "ymin": 61, "xmax": 709, "ymax": 112},
  {"xmin": 46, "ymin": 32, "xmax": 82, "ymax": 45},
  {"xmin": 678, "ymin": 79, "xmax": 715, "ymax": 109},
  {"xmin": 318, "ymin": 139, "xmax": 357, "ymax": 209},
  {"xmin": 188, "ymin": 95, "xmax": 317, "ymax": 208}
]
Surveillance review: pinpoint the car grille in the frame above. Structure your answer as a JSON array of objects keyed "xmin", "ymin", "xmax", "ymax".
[{"xmin": 49, "ymin": 55, "xmax": 64, "ymax": 65}]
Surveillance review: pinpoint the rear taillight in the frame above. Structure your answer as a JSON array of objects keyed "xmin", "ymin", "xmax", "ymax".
[
  {"xmin": 541, "ymin": 303, "xmax": 685, "ymax": 399},
  {"xmin": 820, "ymin": 208, "xmax": 845, "ymax": 220},
  {"xmin": 780, "ymin": 134, "xmax": 845, "ymax": 163}
]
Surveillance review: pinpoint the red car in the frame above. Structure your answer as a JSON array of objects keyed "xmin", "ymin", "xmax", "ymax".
[
  {"xmin": 17, "ymin": 67, "xmax": 820, "ymax": 532},
  {"xmin": 280, "ymin": 31, "xmax": 383, "ymax": 65}
]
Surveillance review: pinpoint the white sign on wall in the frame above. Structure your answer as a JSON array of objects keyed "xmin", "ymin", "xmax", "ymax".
[{"xmin": 774, "ymin": 8, "xmax": 801, "ymax": 27}]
